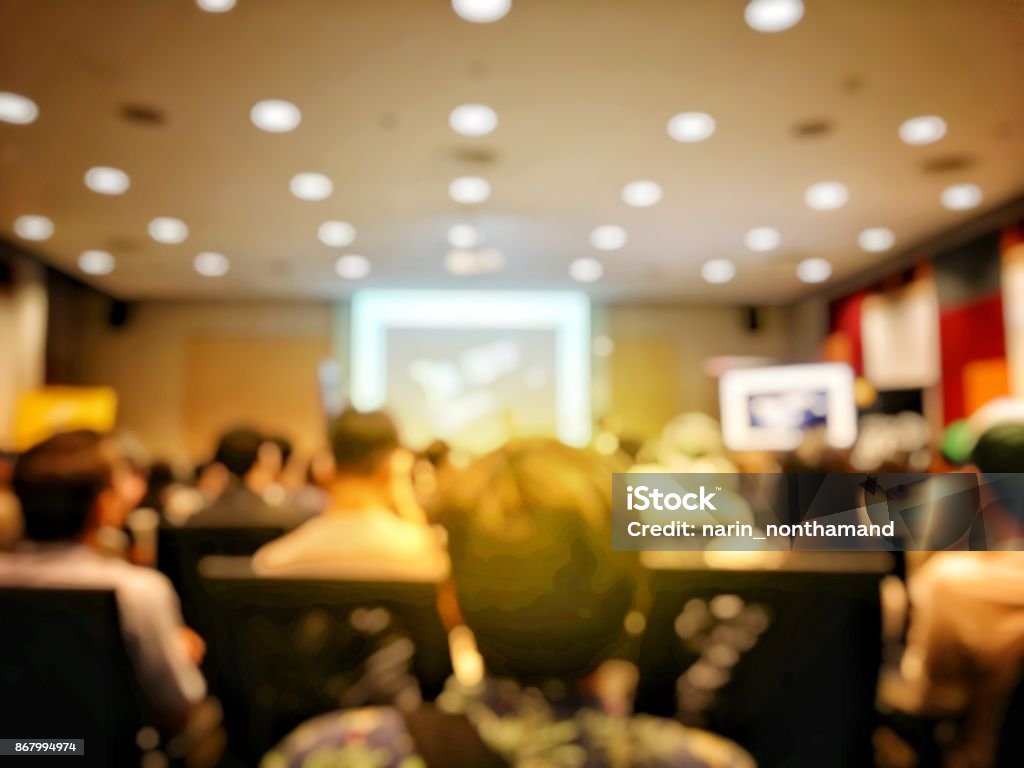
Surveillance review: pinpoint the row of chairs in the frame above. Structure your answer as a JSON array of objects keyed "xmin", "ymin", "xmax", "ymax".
[{"xmin": 5, "ymin": 527, "xmax": 1021, "ymax": 766}]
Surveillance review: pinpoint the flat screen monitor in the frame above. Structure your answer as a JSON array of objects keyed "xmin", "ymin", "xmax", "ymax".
[{"xmin": 720, "ymin": 363, "xmax": 857, "ymax": 452}]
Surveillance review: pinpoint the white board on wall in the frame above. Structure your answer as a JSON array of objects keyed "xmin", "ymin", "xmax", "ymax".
[{"xmin": 861, "ymin": 281, "xmax": 940, "ymax": 391}]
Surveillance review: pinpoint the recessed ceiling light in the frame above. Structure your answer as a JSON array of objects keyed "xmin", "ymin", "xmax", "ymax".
[
  {"xmin": 452, "ymin": 0, "xmax": 511, "ymax": 23},
  {"xmin": 13, "ymin": 215, "xmax": 54, "ymax": 241},
  {"xmin": 449, "ymin": 104, "xmax": 498, "ymax": 137},
  {"xmin": 744, "ymin": 0, "xmax": 804, "ymax": 32},
  {"xmin": 85, "ymin": 166, "xmax": 130, "ymax": 195},
  {"xmin": 702, "ymin": 259, "xmax": 736, "ymax": 284},
  {"xmin": 251, "ymin": 99, "xmax": 301, "ymax": 133},
  {"xmin": 667, "ymin": 112, "xmax": 716, "ymax": 143},
  {"xmin": 0, "ymin": 92, "xmax": 39, "ymax": 124},
  {"xmin": 318, "ymin": 221, "xmax": 357, "ymax": 247},
  {"xmin": 194, "ymin": 251, "xmax": 229, "ymax": 277},
  {"xmin": 569, "ymin": 257, "xmax": 603, "ymax": 283},
  {"xmin": 858, "ymin": 227, "xmax": 895, "ymax": 253},
  {"xmin": 335, "ymin": 254, "xmax": 371, "ymax": 279},
  {"xmin": 804, "ymin": 181, "xmax": 848, "ymax": 210},
  {"xmin": 941, "ymin": 183, "xmax": 982, "ymax": 211},
  {"xmin": 79, "ymin": 250, "xmax": 115, "ymax": 276},
  {"xmin": 590, "ymin": 225, "xmax": 627, "ymax": 251},
  {"xmin": 744, "ymin": 226, "xmax": 781, "ymax": 252},
  {"xmin": 449, "ymin": 176, "xmax": 491, "ymax": 204},
  {"xmin": 898, "ymin": 115, "xmax": 947, "ymax": 146},
  {"xmin": 796, "ymin": 257, "xmax": 832, "ymax": 283},
  {"xmin": 290, "ymin": 172, "xmax": 333, "ymax": 201},
  {"xmin": 148, "ymin": 217, "xmax": 189, "ymax": 244},
  {"xmin": 622, "ymin": 180, "xmax": 663, "ymax": 208},
  {"xmin": 447, "ymin": 224, "xmax": 480, "ymax": 248},
  {"xmin": 197, "ymin": 0, "xmax": 236, "ymax": 12}
]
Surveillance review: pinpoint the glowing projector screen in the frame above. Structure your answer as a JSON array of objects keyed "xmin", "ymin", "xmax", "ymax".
[{"xmin": 350, "ymin": 290, "xmax": 591, "ymax": 452}]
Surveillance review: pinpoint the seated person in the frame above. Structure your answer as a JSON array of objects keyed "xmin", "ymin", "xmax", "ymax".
[
  {"xmin": 252, "ymin": 409, "xmax": 449, "ymax": 582},
  {"xmin": 262, "ymin": 439, "xmax": 752, "ymax": 767},
  {"xmin": 0, "ymin": 430, "xmax": 208, "ymax": 732},
  {"xmin": 186, "ymin": 427, "xmax": 307, "ymax": 530},
  {"xmin": 286, "ymin": 447, "xmax": 334, "ymax": 519},
  {"xmin": 901, "ymin": 422, "xmax": 1024, "ymax": 768}
]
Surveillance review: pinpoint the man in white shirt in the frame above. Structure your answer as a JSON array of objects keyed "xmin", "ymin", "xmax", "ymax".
[
  {"xmin": 0, "ymin": 430, "xmax": 208, "ymax": 732},
  {"xmin": 253, "ymin": 410, "xmax": 449, "ymax": 583}
]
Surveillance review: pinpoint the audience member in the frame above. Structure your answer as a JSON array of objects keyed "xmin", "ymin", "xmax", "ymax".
[
  {"xmin": 901, "ymin": 422, "xmax": 1024, "ymax": 767},
  {"xmin": 262, "ymin": 440, "xmax": 752, "ymax": 767},
  {"xmin": 185, "ymin": 427, "xmax": 307, "ymax": 530},
  {"xmin": 0, "ymin": 431, "xmax": 208, "ymax": 731},
  {"xmin": 252, "ymin": 410, "xmax": 449, "ymax": 581},
  {"xmin": 261, "ymin": 434, "xmax": 295, "ymax": 507},
  {"xmin": 287, "ymin": 446, "xmax": 334, "ymax": 518}
]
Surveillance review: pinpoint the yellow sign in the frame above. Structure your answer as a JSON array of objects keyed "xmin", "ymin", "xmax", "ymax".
[{"xmin": 14, "ymin": 387, "xmax": 118, "ymax": 451}]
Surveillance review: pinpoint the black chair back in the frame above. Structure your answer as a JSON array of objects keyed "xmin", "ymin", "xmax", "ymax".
[
  {"xmin": 157, "ymin": 525, "xmax": 285, "ymax": 625},
  {"xmin": 194, "ymin": 556, "xmax": 452, "ymax": 763},
  {"xmin": 634, "ymin": 562, "xmax": 885, "ymax": 768},
  {"xmin": 0, "ymin": 588, "xmax": 145, "ymax": 765},
  {"xmin": 996, "ymin": 668, "xmax": 1024, "ymax": 766}
]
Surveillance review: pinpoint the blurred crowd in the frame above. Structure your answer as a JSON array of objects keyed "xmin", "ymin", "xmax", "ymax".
[{"xmin": 1, "ymin": 399, "xmax": 1023, "ymax": 767}]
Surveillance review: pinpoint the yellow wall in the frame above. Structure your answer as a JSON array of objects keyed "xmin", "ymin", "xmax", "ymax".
[
  {"xmin": 603, "ymin": 304, "xmax": 795, "ymax": 437},
  {"xmin": 73, "ymin": 300, "xmax": 333, "ymax": 462}
]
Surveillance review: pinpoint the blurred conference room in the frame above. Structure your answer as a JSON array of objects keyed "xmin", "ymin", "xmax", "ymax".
[{"xmin": 2, "ymin": 0, "xmax": 1024, "ymax": 766}]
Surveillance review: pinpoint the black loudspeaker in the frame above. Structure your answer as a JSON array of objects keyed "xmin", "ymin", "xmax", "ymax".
[
  {"xmin": 743, "ymin": 306, "xmax": 763, "ymax": 332},
  {"xmin": 107, "ymin": 299, "xmax": 134, "ymax": 328}
]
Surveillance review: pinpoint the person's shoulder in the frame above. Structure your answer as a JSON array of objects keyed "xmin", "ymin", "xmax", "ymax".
[
  {"xmin": 101, "ymin": 557, "xmax": 179, "ymax": 606},
  {"xmin": 261, "ymin": 706, "xmax": 421, "ymax": 768},
  {"xmin": 625, "ymin": 714, "xmax": 754, "ymax": 768}
]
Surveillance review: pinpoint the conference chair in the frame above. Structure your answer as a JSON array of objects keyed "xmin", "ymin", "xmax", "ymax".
[
  {"xmin": 0, "ymin": 587, "xmax": 145, "ymax": 765},
  {"xmin": 996, "ymin": 669, "xmax": 1024, "ymax": 766},
  {"xmin": 633, "ymin": 552, "xmax": 890, "ymax": 768},
  {"xmin": 193, "ymin": 556, "xmax": 453, "ymax": 763},
  {"xmin": 157, "ymin": 525, "xmax": 286, "ymax": 625}
]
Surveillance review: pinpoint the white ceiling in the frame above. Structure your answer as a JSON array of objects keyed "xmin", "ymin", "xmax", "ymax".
[{"xmin": 1, "ymin": 0, "xmax": 1023, "ymax": 303}]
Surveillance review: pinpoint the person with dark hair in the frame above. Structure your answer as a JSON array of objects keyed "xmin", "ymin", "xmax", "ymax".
[
  {"xmin": 252, "ymin": 409, "xmax": 447, "ymax": 580},
  {"xmin": 898, "ymin": 421, "xmax": 1024, "ymax": 767},
  {"xmin": 269, "ymin": 435, "xmax": 294, "ymax": 469},
  {"xmin": 262, "ymin": 440, "xmax": 752, "ymax": 768},
  {"xmin": 410, "ymin": 439, "xmax": 452, "ymax": 511},
  {"xmin": 0, "ymin": 431, "xmax": 208, "ymax": 731},
  {"xmin": 185, "ymin": 427, "xmax": 306, "ymax": 529}
]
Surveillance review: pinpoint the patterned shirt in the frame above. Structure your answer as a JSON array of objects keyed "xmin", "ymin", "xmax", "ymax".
[{"xmin": 261, "ymin": 677, "xmax": 754, "ymax": 768}]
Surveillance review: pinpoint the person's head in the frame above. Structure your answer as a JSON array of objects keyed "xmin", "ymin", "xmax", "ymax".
[
  {"xmin": 971, "ymin": 423, "xmax": 1024, "ymax": 473},
  {"xmin": 412, "ymin": 440, "xmax": 451, "ymax": 506},
  {"xmin": 659, "ymin": 412, "xmax": 726, "ymax": 469},
  {"xmin": 212, "ymin": 427, "xmax": 265, "ymax": 480},
  {"xmin": 306, "ymin": 448, "xmax": 336, "ymax": 489},
  {"xmin": 436, "ymin": 439, "xmax": 635, "ymax": 683},
  {"xmin": 269, "ymin": 436, "xmax": 293, "ymax": 469},
  {"xmin": 329, "ymin": 409, "xmax": 401, "ymax": 483},
  {"xmin": 12, "ymin": 430, "xmax": 124, "ymax": 542},
  {"xmin": 115, "ymin": 432, "xmax": 150, "ymax": 510}
]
